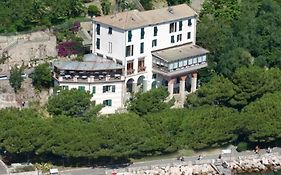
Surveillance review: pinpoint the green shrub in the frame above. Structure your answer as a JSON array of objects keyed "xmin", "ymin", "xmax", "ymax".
[{"xmin": 236, "ymin": 142, "xmax": 248, "ymax": 152}]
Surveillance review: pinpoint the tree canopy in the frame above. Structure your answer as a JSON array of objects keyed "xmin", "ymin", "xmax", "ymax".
[
  {"xmin": 127, "ymin": 87, "xmax": 170, "ymax": 116},
  {"xmin": 47, "ymin": 89, "xmax": 99, "ymax": 118},
  {"xmin": 9, "ymin": 66, "xmax": 24, "ymax": 93},
  {"xmin": 0, "ymin": 0, "xmax": 85, "ymax": 33},
  {"xmin": 32, "ymin": 63, "xmax": 53, "ymax": 90}
]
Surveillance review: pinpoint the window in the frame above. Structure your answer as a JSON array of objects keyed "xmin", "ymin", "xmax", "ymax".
[
  {"xmin": 154, "ymin": 26, "xmax": 158, "ymax": 36},
  {"xmin": 187, "ymin": 32, "xmax": 191, "ymax": 39},
  {"xmin": 108, "ymin": 42, "xmax": 112, "ymax": 53},
  {"xmin": 96, "ymin": 24, "xmax": 100, "ymax": 35},
  {"xmin": 173, "ymin": 62, "xmax": 178, "ymax": 69},
  {"xmin": 92, "ymin": 86, "xmax": 96, "ymax": 94},
  {"xmin": 179, "ymin": 21, "xmax": 183, "ymax": 31},
  {"xmin": 179, "ymin": 61, "xmax": 183, "ymax": 67},
  {"xmin": 177, "ymin": 34, "xmax": 182, "ymax": 42},
  {"xmin": 188, "ymin": 19, "xmax": 192, "ymax": 26},
  {"xmin": 138, "ymin": 59, "xmax": 145, "ymax": 72},
  {"xmin": 108, "ymin": 27, "xmax": 112, "ymax": 34},
  {"xmin": 106, "ymin": 56, "xmax": 113, "ymax": 61},
  {"xmin": 193, "ymin": 58, "xmax": 198, "ymax": 64},
  {"xmin": 152, "ymin": 74, "xmax": 157, "ymax": 79},
  {"xmin": 169, "ymin": 22, "xmax": 177, "ymax": 33},
  {"xmin": 126, "ymin": 45, "xmax": 134, "ymax": 57},
  {"xmin": 152, "ymin": 39, "xmax": 157, "ymax": 47},
  {"xmin": 140, "ymin": 42, "xmax": 144, "ymax": 54},
  {"xmin": 202, "ymin": 55, "xmax": 207, "ymax": 62},
  {"xmin": 117, "ymin": 60, "xmax": 123, "ymax": 65},
  {"xmin": 183, "ymin": 60, "xmax": 188, "ymax": 66},
  {"xmin": 96, "ymin": 38, "xmax": 100, "ymax": 49},
  {"xmin": 103, "ymin": 99, "xmax": 112, "ymax": 106},
  {"xmin": 103, "ymin": 85, "xmax": 116, "ymax": 93},
  {"xmin": 141, "ymin": 28, "xmax": 145, "ymax": 39},
  {"xmin": 62, "ymin": 86, "xmax": 69, "ymax": 90},
  {"xmin": 188, "ymin": 59, "xmax": 193, "ymax": 65},
  {"xmin": 171, "ymin": 36, "xmax": 175, "ymax": 43},
  {"xmin": 78, "ymin": 86, "xmax": 85, "ymax": 91},
  {"xmin": 198, "ymin": 56, "xmax": 202, "ymax": 63},
  {"xmin": 127, "ymin": 61, "xmax": 134, "ymax": 74},
  {"xmin": 128, "ymin": 30, "xmax": 132, "ymax": 42}
]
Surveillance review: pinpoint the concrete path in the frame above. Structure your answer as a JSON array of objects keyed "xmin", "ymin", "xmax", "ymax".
[
  {"xmin": 60, "ymin": 147, "xmax": 281, "ymax": 175},
  {"xmin": 0, "ymin": 160, "xmax": 8, "ymax": 175}
]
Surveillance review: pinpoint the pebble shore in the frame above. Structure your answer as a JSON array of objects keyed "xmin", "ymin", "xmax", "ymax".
[{"xmin": 109, "ymin": 152, "xmax": 281, "ymax": 175}]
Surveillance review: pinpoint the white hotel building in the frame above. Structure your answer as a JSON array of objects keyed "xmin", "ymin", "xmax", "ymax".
[{"xmin": 53, "ymin": 4, "xmax": 209, "ymax": 114}]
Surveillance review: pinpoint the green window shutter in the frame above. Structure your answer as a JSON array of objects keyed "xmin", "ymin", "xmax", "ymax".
[
  {"xmin": 171, "ymin": 36, "xmax": 174, "ymax": 43},
  {"xmin": 92, "ymin": 86, "xmax": 96, "ymax": 94},
  {"xmin": 179, "ymin": 21, "xmax": 183, "ymax": 31},
  {"xmin": 103, "ymin": 86, "xmax": 106, "ymax": 93},
  {"xmin": 141, "ymin": 28, "xmax": 145, "ymax": 39},
  {"xmin": 112, "ymin": 85, "xmax": 115, "ymax": 92},
  {"xmin": 108, "ymin": 100, "xmax": 112, "ymax": 106},
  {"xmin": 140, "ymin": 42, "xmax": 144, "ymax": 54},
  {"xmin": 96, "ymin": 38, "xmax": 100, "ymax": 49},
  {"xmin": 128, "ymin": 31, "xmax": 132, "ymax": 42},
  {"xmin": 154, "ymin": 26, "xmax": 158, "ymax": 36},
  {"xmin": 188, "ymin": 19, "xmax": 192, "ymax": 26},
  {"xmin": 126, "ymin": 46, "xmax": 130, "ymax": 57},
  {"xmin": 97, "ymin": 24, "xmax": 100, "ymax": 35},
  {"xmin": 79, "ymin": 86, "xmax": 85, "ymax": 91},
  {"xmin": 108, "ymin": 27, "xmax": 112, "ymax": 34}
]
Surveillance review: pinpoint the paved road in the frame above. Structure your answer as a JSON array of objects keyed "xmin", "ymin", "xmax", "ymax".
[{"xmin": 60, "ymin": 147, "xmax": 281, "ymax": 175}]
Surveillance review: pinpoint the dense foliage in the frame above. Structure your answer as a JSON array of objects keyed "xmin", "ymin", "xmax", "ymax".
[
  {"xmin": 32, "ymin": 63, "xmax": 53, "ymax": 90},
  {"xmin": 128, "ymin": 87, "xmax": 170, "ymax": 116},
  {"xmin": 87, "ymin": 5, "xmax": 101, "ymax": 17},
  {"xmin": 198, "ymin": 0, "xmax": 281, "ymax": 78},
  {"xmin": 187, "ymin": 67, "xmax": 281, "ymax": 110},
  {"xmin": 47, "ymin": 89, "xmax": 101, "ymax": 118},
  {"xmin": 0, "ymin": 0, "xmax": 85, "ymax": 34},
  {"xmin": 9, "ymin": 66, "xmax": 24, "ymax": 93}
]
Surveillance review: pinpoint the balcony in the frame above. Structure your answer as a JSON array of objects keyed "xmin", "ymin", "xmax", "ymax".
[
  {"xmin": 54, "ymin": 71, "xmax": 125, "ymax": 83},
  {"xmin": 152, "ymin": 62, "xmax": 207, "ymax": 77},
  {"xmin": 138, "ymin": 66, "xmax": 146, "ymax": 73},
  {"xmin": 127, "ymin": 69, "xmax": 135, "ymax": 75}
]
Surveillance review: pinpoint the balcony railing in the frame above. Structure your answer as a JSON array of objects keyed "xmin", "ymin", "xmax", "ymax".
[
  {"xmin": 138, "ymin": 66, "xmax": 146, "ymax": 72},
  {"xmin": 54, "ymin": 72, "xmax": 125, "ymax": 83},
  {"xmin": 127, "ymin": 69, "xmax": 135, "ymax": 75}
]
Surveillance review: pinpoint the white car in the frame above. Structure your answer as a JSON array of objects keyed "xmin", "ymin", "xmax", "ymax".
[{"xmin": 0, "ymin": 75, "xmax": 8, "ymax": 80}]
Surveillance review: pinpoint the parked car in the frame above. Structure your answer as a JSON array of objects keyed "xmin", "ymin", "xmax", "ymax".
[
  {"xmin": 49, "ymin": 168, "xmax": 59, "ymax": 175},
  {"xmin": 21, "ymin": 73, "xmax": 27, "ymax": 78},
  {"xmin": 0, "ymin": 75, "xmax": 8, "ymax": 80}
]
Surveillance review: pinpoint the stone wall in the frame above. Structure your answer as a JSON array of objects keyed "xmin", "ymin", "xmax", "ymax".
[
  {"xmin": 0, "ymin": 30, "xmax": 57, "ymax": 73},
  {"xmin": 230, "ymin": 153, "xmax": 281, "ymax": 174}
]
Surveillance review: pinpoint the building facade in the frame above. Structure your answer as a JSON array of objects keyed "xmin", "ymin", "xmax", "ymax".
[{"xmin": 53, "ymin": 4, "xmax": 209, "ymax": 114}]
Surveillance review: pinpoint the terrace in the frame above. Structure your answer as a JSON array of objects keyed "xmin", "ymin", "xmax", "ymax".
[
  {"xmin": 53, "ymin": 60, "xmax": 125, "ymax": 83},
  {"xmin": 152, "ymin": 44, "xmax": 209, "ymax": 77}
]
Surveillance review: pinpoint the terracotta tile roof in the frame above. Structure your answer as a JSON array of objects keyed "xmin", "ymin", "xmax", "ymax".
[{"xmin": 94, "ymin": 4, "xmax": 197, "ymax": 30}]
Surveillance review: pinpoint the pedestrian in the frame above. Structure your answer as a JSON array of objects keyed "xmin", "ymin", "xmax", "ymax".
[
  {"xmin": 266, "ymin": 147, "xmax": 272, "ymax": 153},
  {"xmin": 218, "ymin": 154, "xmax": 222, "ymax": 159},
  {"xmin": 255, "ymin": 145, "xmax": 260, "ymax": 154}
]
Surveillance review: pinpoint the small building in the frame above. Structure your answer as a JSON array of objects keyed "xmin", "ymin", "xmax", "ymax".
[{"xmin": 53, "ymin": 54, "xmax": 125, "ymax": 114}]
